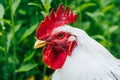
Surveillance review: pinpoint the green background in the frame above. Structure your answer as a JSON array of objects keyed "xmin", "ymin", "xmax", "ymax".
[{"xmin": 0, "ymin": 0, "xmax": 120, "ymax": 80}]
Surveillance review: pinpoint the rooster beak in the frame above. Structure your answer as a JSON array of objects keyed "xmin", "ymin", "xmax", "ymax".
[{"xmin": 34, "ymin": 40, "xmax": 47, "ymax": 49}]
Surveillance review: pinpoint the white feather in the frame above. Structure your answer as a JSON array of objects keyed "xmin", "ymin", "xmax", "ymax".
[{"xmin": 52, "ymin": 25, "xmax": 120, "ymax": 80}]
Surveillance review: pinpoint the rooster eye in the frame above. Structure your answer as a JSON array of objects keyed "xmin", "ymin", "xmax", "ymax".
[{"xmin": 57, "ymin": 33, "xmax": 65, "ymax": 39}]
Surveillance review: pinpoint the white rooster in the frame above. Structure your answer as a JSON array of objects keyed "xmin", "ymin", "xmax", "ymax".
[{"xmin": 34, "ymin": 4, "xmax": 120, "ymax": 80}]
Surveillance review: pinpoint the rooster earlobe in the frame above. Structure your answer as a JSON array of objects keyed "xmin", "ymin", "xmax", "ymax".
[{"xmin": 67, "ymin": 41, "xmax": 77, "ymax": 56}]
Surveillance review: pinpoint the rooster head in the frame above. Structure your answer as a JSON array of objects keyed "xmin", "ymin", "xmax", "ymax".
[{"xmin": 34, "ymin": 4, "xmax": 77, "ymax": 70}]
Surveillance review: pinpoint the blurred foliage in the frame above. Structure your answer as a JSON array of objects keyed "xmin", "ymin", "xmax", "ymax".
[{"xmin": 0, "ymin": 0, "xmax": 120, "ymax": 80}]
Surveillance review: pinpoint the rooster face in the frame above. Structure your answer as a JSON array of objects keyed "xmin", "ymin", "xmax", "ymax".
[
  {"xmin": 34, "ymin": 4, "xmax": 77, "ymax": 70},
  {"xmin": 34, "ymin": 25, "xmax": 77, "ymax": 70}
]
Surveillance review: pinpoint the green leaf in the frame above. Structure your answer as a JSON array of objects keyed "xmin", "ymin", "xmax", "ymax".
[
  {"xmin": 75, "ymin": 3, "xmax": 96, "ymax": 13},
  {"xmin": 15, "ymin": 21, "xmax": 24, "ymax": 32},
  {"xmin": 13, "ymin": 0, "xmax": 21, "ymax": 15},
  {"xmin": 86, "ymin": 12, "xmax": 104, "ymax": 22},
  {"xmin": 40, "ymin": 0, "xmax": 52, "ymax": 17},
  {"xmin": 41, "ymin": 0, "xmax": 52, "ymax": 12},
  {"xmin": 23, "ymin": 51, "xmax": 35, "ymax": 62},
  {"xmin": 7, "ymin": 31, "xmax": 12, "ymax": 52},
  {"xmin": 7, "ymin": 22, "xmax": 23, "ymax": 52},
  {"xmin": 41, "ymin": 11, "xmax": 47, "ymax": 17},
  {"xmin": 28, "ymin": 2, "xmax": 42, "ymax": 9},
  {"xmin": 80, "ymin": 3, "xmax": 96, "ymax": 11},
  {"xmin": 102, "ymin": 4, "xmax": 114, "ymax": 13},
  {"xmin": 0, "ymin": 3, "xmax": 5, "ymax": 26},
  {"xmin": 82, "ymin": 21, "xmax": 91, "ymax": 30},
  {"xmin": 0, "ymin": 46, "xmax": 4, "ymax": 51},
  {"xmin": 44, "ymin": 4, "xmax": 51, "ymax": 12},
  {"xmin": 41, "ymin": 0, "xmax": 45, "ymax": 5},
  {"xmin": 92, "ymin": 35, "xmax": 107, "ymax": 47},
  {"xmin": 15, "ymin": 63, "xmax": 38, "ymax": 73},
  {"xmin": 92, "ymin": 35, "xmax": 106, "ymax": 41},
  {"xmin": 99, "ymin": 0, "xmax": 112, "ymax": 8},
  {"xmin": 18, "ymin": 9, "xmax": 26, "ymax": 15},
  {"xmin": 109, "ymin": 26, "xmax": 119, "ymax": 33},
  {"xmin": 18, "ymin": 23, "xmax": 39, "ymax": 43},
  {"xmin": 41, "ymin": 0, "xmax": 52, "ymax": 5},
  {"xmin": 0, "ymin": 3, "xmax": 4, "ymax": 18},
  {"xmin": 0, "ymin": 32, "xmax": 2, "ymax": 36},
  {"xmin": 0, "ymin": 18, "xmax": 12, "ymax": 27},
  {"xmin": 8, "ymin": 56, "xmax": 19, "ymax": 65}
]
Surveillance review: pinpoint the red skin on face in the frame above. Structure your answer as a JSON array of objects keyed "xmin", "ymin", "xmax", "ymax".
[
  {"xmin": 36, "ymin": 4, "xmax": 77, "ymax": 70},
  {"xmin": 42, "ymin": 32, "xmax": 77, "ymax": 70}
]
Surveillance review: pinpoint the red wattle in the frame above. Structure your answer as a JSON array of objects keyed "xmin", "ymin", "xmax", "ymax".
[{"xmin": 43, "ymin": 45, "xmax": 67, "ymax": 70}]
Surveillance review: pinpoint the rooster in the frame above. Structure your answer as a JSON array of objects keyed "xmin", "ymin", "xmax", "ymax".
[{"xmin": 34, "ymin": 4, "xmax": 120, "ymax": 80}]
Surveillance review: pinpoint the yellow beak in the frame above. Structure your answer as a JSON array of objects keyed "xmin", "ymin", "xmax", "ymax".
[{"xmin": 34, "ymin": 40, "xmax": 47, "ymax": 49}]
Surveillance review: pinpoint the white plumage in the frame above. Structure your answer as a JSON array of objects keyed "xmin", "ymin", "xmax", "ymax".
[{"xmin": 52, "ymin": 25, "xmax": 120, "ymax": 80}]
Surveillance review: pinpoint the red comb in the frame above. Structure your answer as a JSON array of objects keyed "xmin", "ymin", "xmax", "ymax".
[{"xmin": 36, "ymin": 3, "xmax": 77, "ymax": 40}]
